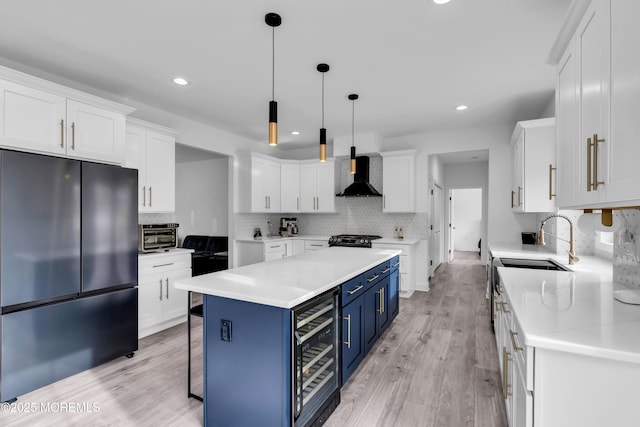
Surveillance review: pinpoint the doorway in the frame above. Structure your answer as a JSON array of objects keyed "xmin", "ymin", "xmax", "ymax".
[
  {"xmin": 430, "ymin": 183, "xmax": 444, "ymax": 277},
  {"xmin": 449, "ymin": 188, "xmax": 483, "ymax": 261}
]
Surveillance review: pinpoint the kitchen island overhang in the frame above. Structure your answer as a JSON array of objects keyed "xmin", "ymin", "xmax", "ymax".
[{"xmin": 174, "ymin": 247, "xmax": 401, "ymax": 427}]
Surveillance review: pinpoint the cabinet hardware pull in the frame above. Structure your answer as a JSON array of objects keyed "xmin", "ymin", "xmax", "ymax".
[
  {"xmin": 165, "ymin": 278, "xmax": 169, "ymax": 299},
  {"xmin": 509, "ymin": 329, "xmax": 523, "ymax": 352},
  {"xmin": 70, "ymin": 122, "xmax": 75, "ymax": 150},
  {"xmin": 268, "ymin": 196, "xmax": 271, "ymax": 209},
  {"xmin": 517, "ymin": 186, "xmax": 522, "ymax": 207},
  {"xmin": 511, "ymin": 190, "xmax": 515, "ymax": 208},
  {"xmin": 270, "ymin": 245, "xmax": 281, "ymax": 248},
  {"xmin": 153, "ymin": 262, "xmax": 175, "ymax": 268},
  {"xmin": 383, "ymin": 195, "xmax": 386, "ymax": 209},
  {"xmin": 316, "ymin": 197, "xmax": 319, "ymax": 210},
  {"xmin": 347, "ymin": 285, "xmax": 364, "ymax": 295},
  {"xmin": 382, "ymin": 267, "xmax": 391, "ymax": 274},
  {"xmin": 142, "ymin": 186, "xmax": 146, "ymax": 206},
  {"xmin": 549, "ymin": 164, "xmax": 556, "ymax": 200},
  {"xmin": 159, "ymin": 279, "xmax": 163, "ymax": 300},
  {"xmin": 376, "ymin": 289, "xmax": 383, "ymax": 314},
  {"xmin": 381, "ymin": 287, "xmax": 385, "ymax": 313},
  {"xmin": 297, "ymin": 197, "xmax": 299, "ymax": 211},
  {"xmin": 503, "ymin": 347, "xmax": 513, "ymax": 398},
  {"xmin": 60, "ymin": 119, "xmax": 64, "ymax": 148},
  {"xmin": 587, "ymin": 137, "xmax": 592, "ymax": 191},
  {"xmin": 344, "ymin": 315, "xmax": 351, "ymax": 349},
  {"xmin": 501, "ymin": 301, "xmax": 510, "ymax": 313},
  {"xmin": 310, "ymin": 244, "xmax": 323, "ymax": 247},
  {"xmin": 392, "ymin": 262, "xmax": 401, "ymax": 267},
  {"xmin": 367, "ymin": 274, "xmax": 380, "ymax": 283},
  {"xmin": 593, "ymin": 133, "xmax": 605, "ymax": 190},
  {"xmin": 149, "ymin": 187, "xmax": 152, "ymax": 207},
  {"xmin": 495, "ymin": 300, "xmax": 501, "ymax": 313}
]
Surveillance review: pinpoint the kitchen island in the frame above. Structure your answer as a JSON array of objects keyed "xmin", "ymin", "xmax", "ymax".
[
  {"xmin": 174, "ymin": 247, "xmax": 401, "ymax": 427},
  {"xmin": 490, "ymin": 242, "xmax": 640, "ymax": 427}
]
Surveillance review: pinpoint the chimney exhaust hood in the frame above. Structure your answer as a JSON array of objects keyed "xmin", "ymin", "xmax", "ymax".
[{"xmin": 336, "ymin": 156, "xmax": 382, "ymax": 197}]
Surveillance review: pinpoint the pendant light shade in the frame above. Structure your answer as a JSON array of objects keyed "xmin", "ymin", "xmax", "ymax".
[
  {"xmin": 266, "ymin": 13, "xmax": 281, "ymax": 146},
  {"xmin": 348, "ymin": 94, "xmax": 359, "ymax": 174},
  {"xmin": 317, "ymin": 63, "xmax": 330, "ymax": 162}
]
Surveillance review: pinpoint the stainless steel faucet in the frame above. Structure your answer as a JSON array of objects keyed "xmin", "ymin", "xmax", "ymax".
[{"xmin": 538, "ymin": 214, "xmax": 580, "ymax": 265}]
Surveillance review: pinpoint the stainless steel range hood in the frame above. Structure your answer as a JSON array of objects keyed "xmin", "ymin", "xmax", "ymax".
[{"xmin": 336, "ymin": 156, "xmax": 382, "ymax": 197}]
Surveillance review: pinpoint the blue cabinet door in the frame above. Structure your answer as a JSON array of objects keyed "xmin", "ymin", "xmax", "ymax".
[
  {"xmin": 363, "ymin": 285, "xmax": 379, "ymax": 354},
  {"xmin": 341, "ymin": 297, "xmax": 364, "ymax": 385}
]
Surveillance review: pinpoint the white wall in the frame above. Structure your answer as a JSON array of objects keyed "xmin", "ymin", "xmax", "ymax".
[
  {"xmin": 175, "ymin": 145, "xmax": 229, "ymax": 242},
  {"xmin": 451, "ymin": 188, "xmax": 483, "ymax": 252}
]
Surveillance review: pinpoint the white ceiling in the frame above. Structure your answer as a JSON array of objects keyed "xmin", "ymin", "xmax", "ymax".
[{"xmin": 0, "ymin": 0, "xmax": 571, "ymax": 150}]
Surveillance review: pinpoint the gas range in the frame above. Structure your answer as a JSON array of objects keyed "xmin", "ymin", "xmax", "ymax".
[{"xmin": 328, "ymin": 234, "xmax": 382, "ymax": 248}]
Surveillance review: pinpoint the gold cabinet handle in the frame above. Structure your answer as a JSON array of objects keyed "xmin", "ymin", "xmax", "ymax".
[
  {"xmin": 165, "ymin": 278, "xmax": 169, "ymax": 299},
  {"xmin": 511, "ymin": 190, "xmax": 515, "ymax": 208},
  {"xmin": 503, "ymin": 347, "xmax": 513, "ymax": 399},
  {"xmin": 344, "ymin": 314, "xmax": 351, "ymax": 349},
  {"xmin": 347, "ymin": 285, "xmax": 364, "ymax": 295},
  {"xmin": 70, "ymin": 122, "xmax": 75, "ymax": 150},
  {"xmin": 149, "ymin": 187, "xmax": 152, "ymax": 207},
  {"xmin": 549, "ymin": 164, "xmax": 556, "ymax": 200},
  {"xmin": 587, "ymin": 137, "xmax": 593, "ymax": 191},
  {"xmin": 142, "ymin": 186, "xmax": 146, "ymax": 207},
  {"xmin": 501, "ymin": 301, "xmax": 510, "ymax": 313},
  {"xmin": 297, "ymin": 197, "xmax": 299, "ymax": 211},
  {"xmin": 159, "ymin": 279, "xmax": 163, "ymax": 301},
  {"xmin": 494, "ymin": 299, "xmax": 501, "ymax": 313},
  {"xmin": 593, "ymin": 133, "xmax": 605, "ymax": 190},
  {"xmin": 60, "ymin": 119, "xmax": 65, "ymax": 148},
  {"xmin": 509, "ymin": 329, "xmax": 523, "ymax": 352},
  {"xmin": 517, "ymin": 186, "xmax": 522, "ymax": 206}
]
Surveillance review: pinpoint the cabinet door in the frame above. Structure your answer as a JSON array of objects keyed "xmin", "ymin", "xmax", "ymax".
[
  {"xmin": 251, "ymin": 157, "xmax": 280, "ymax": 212},
  {"xmin": 162, "ymin": 268, "xmax": 190, "ymax": 320},
  {"xmin": 145, "ymin": 131, "xmax": 175, "ymax": 212},
  {"xmin": 513, "ymin": 360, "xmax": 533, "ymax": 427},
  {"xmin": 341, "ymin": 297, "xmax": 364, "ymax": 385},
  {"xmin": 299, "ymin": 162, "xmax": 317, "ymax": 212},
  {"xmin": 315, "ymin": 161, "xmax": 335, "ymax": 212},
  {"xmin": 575, "ymin": 0, "xmax": 610, "ymax": 205},
  {"xmin": 605, "ymin": 0, "xmax": 640, "ymax": 203},
  {"xmin": 0, "ymin": 80, "xmax": 66, "ymax": 155},
  {"xmin": 280, "ymin": 163, "xmax": 300, "ymax": 212},
  {"xmin": 556, "ymin": 40, "xmax": 578, "ymax": 208},
  {"xmin": 66, "ymin": 99, "xmax": 125, "ymax": 164},
  {"xmin": 264, "ymin": 242, "xmax": 285, "ymax": 261},
  {"xmin": 125, "ymin": 126, "xmax": 147, "ymax": 210},
  {"xmin": 383, "ymin": 155, "xmax": 415, "ymax": 212},
  {"xmin": 512, "ymin": 132, "xmax": 525, "ymax": 212},
  {"xmin": 138, "ymin": 273, "xmax": 165, "ymax": 331}
]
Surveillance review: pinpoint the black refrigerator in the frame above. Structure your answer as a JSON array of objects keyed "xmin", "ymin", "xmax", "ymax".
[{"xmin": 0, "ymin": 150, "xmax": 138, "ymax": 402}]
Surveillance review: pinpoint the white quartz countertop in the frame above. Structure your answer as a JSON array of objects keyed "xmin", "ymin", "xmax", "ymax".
[
  {"xmin": 490, "ymin": 241, "xmax": 640, "ymax": 364},
  {"xmin": 235, "ymin": 235, "xmax": 330, "ymax": 243},
  {"xmin": 174, "ymin": 246, "xmax": 401, "ymax": 309},
  {"xmin": 374, "ymin": 237, "xmax": 420, "ymax": 245}
]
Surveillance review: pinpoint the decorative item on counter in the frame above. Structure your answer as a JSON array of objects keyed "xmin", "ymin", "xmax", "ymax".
[{"xmin": 253, "ymin": 228, "xmax": 262, "ymax": 240}]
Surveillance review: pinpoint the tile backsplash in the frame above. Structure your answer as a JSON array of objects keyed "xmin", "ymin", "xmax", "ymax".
[{"xmin": 613, "ymin": 209, "xmax": 640, "ymax": 288}]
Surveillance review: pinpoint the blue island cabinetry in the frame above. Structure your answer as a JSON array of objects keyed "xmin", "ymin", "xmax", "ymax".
[{"xmin": 341, "ymin": 256, "xmax": 400, "ymax": 384}]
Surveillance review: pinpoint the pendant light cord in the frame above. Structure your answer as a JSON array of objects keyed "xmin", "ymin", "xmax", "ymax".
[
  {"xmin": 321, "ymin": 74, "xmax": 325, "ymax": 127},
  {"xmin": 271, "ymin": 27, "xmax": 275, "ymax": 101},
  {"xmin": 351, "ymin": 99, "xmax": 355, "ymax": 147}
]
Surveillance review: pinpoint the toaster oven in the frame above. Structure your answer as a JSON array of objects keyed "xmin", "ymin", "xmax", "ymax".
[{"xmin": 138, "ymin": 223, "xmax": 179, "ymax": 252}]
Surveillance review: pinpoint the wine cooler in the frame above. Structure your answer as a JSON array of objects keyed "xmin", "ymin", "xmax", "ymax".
[{"xmin": 292, "ymin": 288, "xmax": 340, "ymax": 426}]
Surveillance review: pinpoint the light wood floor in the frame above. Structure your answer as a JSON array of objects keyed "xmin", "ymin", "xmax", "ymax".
[{"xmin": 0, "ymin": 251, "xmax": 506, "ymax": 427}]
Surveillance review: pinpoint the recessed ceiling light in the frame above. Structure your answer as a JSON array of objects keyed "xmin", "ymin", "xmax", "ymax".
[
  {"xmin": 433, "ymin": 0, "xmax": 451, "ymax": 4},
  {"xmin": 291, "ymin": 131, "xmax": 300, "ymax": 135},
  {"xmin": 173, "ymin": 77, "xmax": 189, "ymax": 86},
  {"xmin": 456, "ymin": 105, "xmax": 468, "ymax": 111}
]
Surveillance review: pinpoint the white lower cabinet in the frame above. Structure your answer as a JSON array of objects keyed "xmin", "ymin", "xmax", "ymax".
[
  {"xmin": 138, "ymin": 251, "xmax": 192, "ymax": 338},
  {"xmin": 372, "ymin": 241, "xmax": 416, "ymax": 298}
]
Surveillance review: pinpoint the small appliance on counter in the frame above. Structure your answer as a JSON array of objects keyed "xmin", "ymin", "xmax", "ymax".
[
  {"xmin": 279, "ymin": 217, "xmax": 298, "ymax": 237},
  {"xmin": 138, "ymin": 223, "xmax": 179, "ymax": 252},
  {"xmin": 328, "ymin": 234, "xmax": 382, "ymax": 248},
  {"xmin": 253, "ymin": 228, "xmax": 262, "ymax": 240}
]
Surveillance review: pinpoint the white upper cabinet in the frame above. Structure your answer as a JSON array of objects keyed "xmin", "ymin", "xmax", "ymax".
[
  {"xmin": 0, "ymin": 67, "xmax": 133, "ymax": 164},
  {"xmin": 510, "ymin": 118, "xmax": 556, "ymax": 213},
  {"xmin": 554, "ymin": 0, "xmax": 640, "ymax": 208},
  {"xmin": 299, "ymin": 159, "xmax": 336, "ymax": 213},
  {"xmin": 125, "ymin": 118, "xmax": 177, "ymax": 213},
  {"xmin": 236, "ymin": 152, "xmax": 281, "ymax": 213},
  {"xmin": 280, "ymin": 162, "xmax": 300, "ymax": 212},
  {"xmin": 381, "ymin": 150, "xmax": 416, "ymax": 213}
]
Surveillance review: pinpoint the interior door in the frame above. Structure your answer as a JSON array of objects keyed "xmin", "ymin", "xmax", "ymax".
[
  {"xmin": 0, "ymin": 151, "xmax": 81, "ymax": 307},
  {"xmin": 449, "ymin": 190, "xmax": 455, "ymax": 262},
  {"xmin": 430, "ymin": 184, "xmax": 443, "ymax": 276}
]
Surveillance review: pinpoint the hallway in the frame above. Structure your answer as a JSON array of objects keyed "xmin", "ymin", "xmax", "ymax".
[{"xmin": 326, "ymin": 250, "xmax": 507, "ymax": 426}]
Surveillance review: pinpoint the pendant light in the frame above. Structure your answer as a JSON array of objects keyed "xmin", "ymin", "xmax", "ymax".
[
  {"xmin": 265, "ymin": 13, "xmax": 281, "ymax": 146},
  {"xmin": 348, "ymin": 94, "xmax": 359, "ymax": 174},
  {"xmin": 317, "ymin": 63, "xmax": 330, "ymax": 162}
]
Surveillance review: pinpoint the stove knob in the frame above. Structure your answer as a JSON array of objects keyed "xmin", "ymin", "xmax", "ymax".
[{"xmin": 360, "ymin": 239, "xmax": 365, "ymax": 244}]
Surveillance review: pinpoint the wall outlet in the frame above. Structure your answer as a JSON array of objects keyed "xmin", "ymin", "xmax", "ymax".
[{"xmin": 221, "ymin": 319, "xmax": 232, "ymax": 342}]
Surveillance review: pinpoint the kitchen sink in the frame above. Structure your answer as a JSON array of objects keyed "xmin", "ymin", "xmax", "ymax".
[{"xmin": 497, "ymin": 257, "xmax": 571, "ymax": 271}]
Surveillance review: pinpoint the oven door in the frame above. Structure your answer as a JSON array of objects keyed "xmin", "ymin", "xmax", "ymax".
[{"xmin": 139, "ymin": 228, "xmax": 177, "ymax": 252}]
